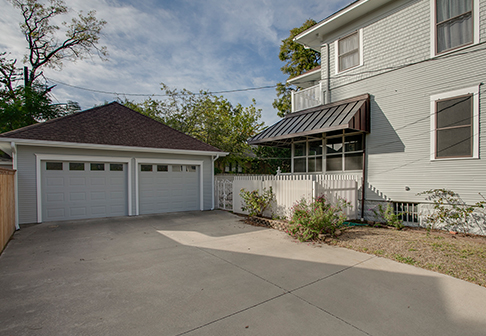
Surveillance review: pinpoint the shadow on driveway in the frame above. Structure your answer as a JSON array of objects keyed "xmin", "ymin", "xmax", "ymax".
[{"xmin": 1, "ymin": 210, "xmax": 485, "ymax": 336}]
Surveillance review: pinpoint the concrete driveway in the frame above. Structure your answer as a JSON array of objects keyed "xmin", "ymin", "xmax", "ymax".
[{"xmin": 0, "ymin": 211, "xmax": 485, "ymax": 336}]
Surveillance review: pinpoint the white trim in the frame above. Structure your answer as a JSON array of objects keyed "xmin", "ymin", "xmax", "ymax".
[
  {"xmin": 430, "ymin": 0, "xmax": 479, "ymax": 57},
  {"xmin": 430, "ymin": 85, "xmax": 480, "ymax": 161},
  {"xmin": 334, "ymin": 29, "xmax": 364, "ymax": 75},
  {"xmin": 134, "ymin": 158, "xmax": 204, "ymax": 215},
  {"xmin": 295, "ymin": 0, "xmax": 369, "ymax": 40},
  {"xmin": 0, "ymin": 138, "xmax": 227, "ymax": 157},
  {"xmin": 35, "ymin": 154, "xmax": 133, "ymax": 223},
  {"xmin": 11, "ymin": 142, "xmax": 19, "ymax": 229}
]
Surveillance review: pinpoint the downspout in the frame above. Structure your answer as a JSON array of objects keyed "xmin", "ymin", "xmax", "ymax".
[
  {"xmin": 325, "ymin": 43, "xmax": 331, "ymax": 104},
  {"xmin": 360, "ymin": 136, "xmax": 366, "ymax": 221},
  {"xmin": 211, "ymin": 155, "xmax": 219, "ymax": 210},
  {"xmin": 11, "ymin": 142, "xmax": 19, "ymax": 230}
]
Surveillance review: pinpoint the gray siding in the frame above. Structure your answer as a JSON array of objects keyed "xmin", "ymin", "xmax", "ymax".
[
  {"xmin": 16, "ymin": 145, "xmax": 215, "ymax": 224},
  {"xmin": 316, "ymin": 0, "xmax": 486, "ymax": 205}
]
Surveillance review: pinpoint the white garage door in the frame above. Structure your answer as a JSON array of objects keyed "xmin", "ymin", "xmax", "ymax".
[
  {"xmin": 41, "ymin": 161, "xmax": 128, "ymax": 222},
  {"xmin": 139, "ymin": 164, "xmax": 199, "ymax": 214}
]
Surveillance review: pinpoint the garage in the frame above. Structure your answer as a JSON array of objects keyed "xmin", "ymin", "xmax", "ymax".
[
  {"xmin": 138, "ymin": 163, "xmax": 200, "ymax": 214},
  {"xmin": 0, "ymin": 102, "xmax": 226, "ymax": 225},
  {"xmin": 41, "ymin": 160, "xmax": 129, "ymax": 222}
]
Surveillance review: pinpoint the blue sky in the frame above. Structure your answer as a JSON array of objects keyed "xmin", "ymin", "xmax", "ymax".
[{"xmin": 0, "ymin": 0, "xmax": 351, "ymax": 126}]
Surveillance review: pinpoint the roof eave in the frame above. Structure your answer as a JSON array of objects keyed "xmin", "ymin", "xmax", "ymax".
[
  {"xmin": 0, "ymin": 138, "xmax": 228, "ymax": 157},
  {"xmin": 294, "ymin": 0, "xmax": 395, "ymax": 50}
]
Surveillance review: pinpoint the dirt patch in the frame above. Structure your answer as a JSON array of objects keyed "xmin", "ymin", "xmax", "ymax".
[
  {"xmin": 327, "ymin": 226, "xmax": 486, "ymax": 287},
  {"xmin": 242, "ymin": 216, "xmax": 486, "ymax": 287}
]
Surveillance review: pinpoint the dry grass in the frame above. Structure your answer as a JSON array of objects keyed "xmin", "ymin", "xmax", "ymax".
[{"xmin": 327, "ymin": 226, "xmax": 486, "ymax": 287}]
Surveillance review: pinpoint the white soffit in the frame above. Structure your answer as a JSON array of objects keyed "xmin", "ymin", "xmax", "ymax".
[{"xmin": 294, "ymin": 0, "xmax": 394, "ymax": 50}]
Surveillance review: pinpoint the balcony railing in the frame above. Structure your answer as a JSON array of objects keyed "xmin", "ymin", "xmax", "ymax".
[{"xmin": 291, "ymin": 83, "xmax": 324, "ymax": 112}]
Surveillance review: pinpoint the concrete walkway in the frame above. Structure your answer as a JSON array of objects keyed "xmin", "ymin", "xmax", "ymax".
[{"xmin": 0, "ymin": 210, "xmax": 485, "ymax": 335}]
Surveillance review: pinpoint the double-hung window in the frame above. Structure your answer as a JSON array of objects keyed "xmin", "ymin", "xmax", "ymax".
[
  {"xmin": 435, "ymin": 0, "xmax": 475, "ymax": 54},
  {"xmin": 336, "ymin": 30, "xmax": 362, "ymax": 72},
  {"xmin": 431, "ymin": 86, "xmax": 479, "ymax": 159}
]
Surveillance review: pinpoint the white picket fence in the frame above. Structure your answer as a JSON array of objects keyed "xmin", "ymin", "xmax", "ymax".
[{"xmin": 227, "ymin": 174, "xmax": 360, "ymax": 219}]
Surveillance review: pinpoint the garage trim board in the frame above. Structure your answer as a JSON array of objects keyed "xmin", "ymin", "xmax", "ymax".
[
  {"xmin": 35, "ymin": 154, "xmax": 133, "ymax": 223},
  {"xmin": 135, "ymin": 158, "xmax": 204, "ymax": 215}
]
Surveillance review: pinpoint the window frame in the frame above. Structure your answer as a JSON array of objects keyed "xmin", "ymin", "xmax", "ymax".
[
  {"xmin": 291, "ymin": 138, "xmax": 324, "ymax": 173},
  {"xmin": 430, "ymin": 86, "xmax": 479, "ymax": 160},
  {"xmin": 335, "ymin": 29, "xmax": 363, "ymax": 74},
  {"xmin": 431, "ymin": 0, "xmax": 479, "ymax": 56},
  {"xmin": 325, "ymin": 132, "xmax": 365, "ymax": 172}
]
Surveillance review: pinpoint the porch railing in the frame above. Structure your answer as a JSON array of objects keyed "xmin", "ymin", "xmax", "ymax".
[{"xmin": 291, "ymin": 83, "xmax": 324, "ymax": 112}]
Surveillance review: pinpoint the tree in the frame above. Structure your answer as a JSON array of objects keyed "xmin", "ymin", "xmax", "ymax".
[
  {"xmin": 10, "ymin": 0, "xmax": 107, "ymax": 86},
  {"xmin": 123, "ymin": 84, "xmax": 265, "ymax": 166},
  {"xmin": 0, "ymin": 0, "xmax": 106, "ymax": 132},
  {"xmin": 273, "ymin": 19, "xmax": 321, "ymax": 117}
]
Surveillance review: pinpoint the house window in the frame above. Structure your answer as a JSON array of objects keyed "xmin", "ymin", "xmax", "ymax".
[
  {"xmin": 326, "ymin": 133, "xmax": 364, "ymax": 171},
  {"xmin": 336, "ymin": 30, "xmax": 362, "ymax": 72},
  {"xmin": 187, "ymin": 165, "xmax": 197, "ymax": 172},
  {"xmin": 435, "ymin": 0, "xmax": 473, "ymax": 54},
  {"xmin": 431, "ymin": 86, "xmax": 478, "ymax": 160},
  {"xmin": 157, "ymin": 165, "xmax": 168, "ymax": 172},
  {"xmin": 172, "ymin": 165, "xmax": 183, "ymax": 172},
  {"xmin": 292, "ymin": 139, "xmax": 323, "ymax": 173},
  {"xmin": 394, "ymin": 202, "xmax": 419, "ymax": 223}
]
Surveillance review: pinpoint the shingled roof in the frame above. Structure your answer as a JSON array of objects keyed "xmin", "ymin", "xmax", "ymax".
[{"xmin": 0, "ymin": 102, "xmax": 222, "ymax": 153}]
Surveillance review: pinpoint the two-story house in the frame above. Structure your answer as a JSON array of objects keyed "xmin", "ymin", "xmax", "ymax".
[{"xmin": 249, "ymin": 0, "xmax": 485, "ymax": 229}]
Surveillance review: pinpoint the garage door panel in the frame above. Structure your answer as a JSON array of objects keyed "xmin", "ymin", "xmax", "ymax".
[
  {"xmin": 47, "ymin": 177, "xmax": 64, "ymax": 186},
  {"xmin": 70, "ymin": 177, "xmax": 86, "ymax": 186},
  {"xmin": 42, "ymin": 161, "xmax": 128, "ymax": 222},
  {"xmin": 70, "ymin": 207, "xmax": 87, "ymax": 217},
  {"xmin": 69, "ymin": 192, "xmax": 86, "ymax": 201},
  {"xmin": 139, "ymin": 164, "xmax": 199, "ymax": 215},
  {"xmin": 47, "ymin": 193, "xmax": 64, "ymax": 202},
  {"xmin": 48, "ymin": 208, "xmax": 65, "ymax": 218}
]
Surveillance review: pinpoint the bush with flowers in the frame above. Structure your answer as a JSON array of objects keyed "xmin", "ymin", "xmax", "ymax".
[{"xmin": 287, "ymin": 195, "xmax": 351, "ymax": 242}]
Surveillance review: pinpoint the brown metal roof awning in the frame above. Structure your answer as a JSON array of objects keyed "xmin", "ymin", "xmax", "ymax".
[{"xmin": 249, "ymin": 94, "xmax": 370, "ymax": 147}]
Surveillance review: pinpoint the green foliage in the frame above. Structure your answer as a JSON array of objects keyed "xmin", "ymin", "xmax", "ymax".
[
  {"xmin": 287, "ymin": 195, "xmax": 350, "ymax": 242},
  {"xmin": 123, "ymin": 83, "xmax": 264, "ymax": 166},
  {"xmin": 417, "ymin": 189, "xmax": 486, "ymax": 233},
  {"xmin": 272, "ymin": 83, "xmax": 292, "ymax": 118},
  {"xmin": 239, "ymin": 187, "xmax": 275, "ymax": 217},
  {"xmin": 0, "ymin": 83, "xmax": 79, "ymax": 132},
  {"xmin": 278, "ymin": 19, "xmax": 321, "ymax": 78},
  {"xmin": 1, "ymin": 0, "xmax": 105, "ymax": 132},
  {"xmin": 273, "ymin": 19, "xmax": 321, "ymax": 117},
  {"xmin": 371, "ymin": 203, "xmax": 404, "ymax": 230},
  {"xmin": 247, "ymin": 146, "xmax": 291, "ymax": 174}
]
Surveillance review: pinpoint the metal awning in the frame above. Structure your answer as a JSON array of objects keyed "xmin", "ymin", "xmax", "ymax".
[{"xmin": 249, "ymin": 94, "xmax": 370, "ymax": 147}]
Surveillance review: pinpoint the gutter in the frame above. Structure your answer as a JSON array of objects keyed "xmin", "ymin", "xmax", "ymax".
[
  {"xmin": 0, "ymin": 138, "xmax": 228, "ymax": 157},
  {"xmin": 211, "ymin": 155, "xmax": 220, "ymax": 210}
]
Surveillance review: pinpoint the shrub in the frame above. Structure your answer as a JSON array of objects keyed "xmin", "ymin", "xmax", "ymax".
[
  {"xmin": 287, "ymin": 195, "xmax": 350, "ymax": 242},
  {"xmin": 371, "ymin": 203, "xmax": 404, "ymax": 230},
  {"xmin": 417, "ymin": 189, "xmax": 486, "ymax": 234},
  {"xmin": 240, "ymin": 187, "xmax": 275, "ymax": 217}
]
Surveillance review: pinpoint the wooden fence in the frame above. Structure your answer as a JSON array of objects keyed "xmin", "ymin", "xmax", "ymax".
[
  {"xmin": 0, "ymin": 168, "xmax": 16, "ymax": 254},
  {"xmin": 232, "ymin": 174, "xmax": 359, "ymax": 219}
]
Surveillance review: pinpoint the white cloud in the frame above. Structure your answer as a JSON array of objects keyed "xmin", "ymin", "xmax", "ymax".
[{"xmin": 0, "ymin": 0, "xmax": 353, "ymax": 126}]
